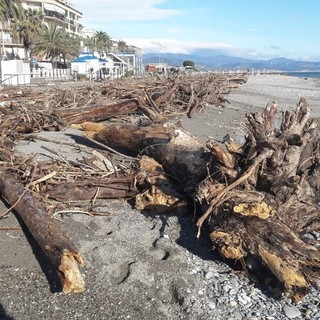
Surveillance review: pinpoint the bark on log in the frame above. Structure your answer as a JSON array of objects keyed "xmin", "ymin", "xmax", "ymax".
[
  {"xmin": 47, "ymin": 175, "xmax": 141, "ymax": 201},
  {"xmin": 57, "ymin": 99, "xmax": 139, "ymax": 125},
  {"xmin": 0, "ymin": 171, "xmax": 85, "ymax": 293},
  {"xmin": 77, "ymin": 121, "xmax": 212, "ymax": 193}
]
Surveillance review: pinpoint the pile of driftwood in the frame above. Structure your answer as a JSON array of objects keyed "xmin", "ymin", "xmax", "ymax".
[
  {"xmin": 1, "ymin": 73, "xmax": 319, "ymax": 299},
  {"xmin": 0, "ymin": 72, "xmax": 246, "ymax": 293}
]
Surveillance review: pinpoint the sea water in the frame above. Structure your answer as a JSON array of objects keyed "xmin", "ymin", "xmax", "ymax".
[{"xmin": 286, "ymin": 72, "xmax": 320, "ymax": 78}]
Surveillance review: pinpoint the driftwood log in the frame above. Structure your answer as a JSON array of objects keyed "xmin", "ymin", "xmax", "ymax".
[
  {"xmin": 76, "ymin": 121, "xmax": 210, "ymax": 194},
  {"xmin": 57, "ymin": 99, "xmax": 140, "ymax": 125},
  {"xmin": 47, "ymin": 174, "xmax": 141, "ymax": 201},
  {"xmin": 0, "ymin": 171, "xmax": 85, "ymax": 293},
  {"xmin": 75, "ymin": 98, "xmax": 320, "ymax": 299}
]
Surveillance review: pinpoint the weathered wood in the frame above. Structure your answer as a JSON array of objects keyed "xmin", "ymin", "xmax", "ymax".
[
  {"xmin": 57, "ymin": 99, "xmax": 139, "ymax": 124},
  {"xmin": 77, "ymin": 98, "xmax": 320, "ymax": 298},
  {"xmin": 47, "ymin": 175, "xmax": 141, "ymax": 201},
  {"xmin": 203, "ymin": 99, "xmax": 320, "ymax": 299},
  {"xmin": 78, "ymin": 121, "xmax": 212, "ymax": 193},
  {"xmin": 0, "ymin": 171, "xmax": 85, "ymax": 293},
  {"xmin": 3, "ymin": 75, "xmax": 318, "ymax": 298}
]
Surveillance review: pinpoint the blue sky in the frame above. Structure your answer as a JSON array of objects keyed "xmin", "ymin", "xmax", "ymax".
[{"xmin": 72, "ymin": 0, "xmax": 320, "ymax": 61}]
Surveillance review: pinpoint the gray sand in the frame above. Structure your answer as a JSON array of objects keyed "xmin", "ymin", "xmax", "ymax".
[{"xmin": 0, "ymin": 74, "xmax": 319, "ymax": 320}]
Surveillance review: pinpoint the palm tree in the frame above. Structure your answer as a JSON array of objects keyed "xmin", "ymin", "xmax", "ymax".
[
  {"xmin": 85, "ymin": 31, "xmax": 112, "ymax": 53},
  {"xmin": 12, "ymin": 8, "xmax": 44, "ymax": 61},
  {"xmin": 32, "ymin": 22, "xmax": 80, "ymax": 68},
  {"xmin": 0, "ymin": 0, "xmax": 23, "ymax": 21},
  {"xmin": 0, "ymin": 0, "xmax": 24, "ymax": 58},
  {"xmin": 60, "ymin": 33, "xmax": 81, "ymax": 66},
  {"xmin": 118, "ymin": 40, "xmax": 128, "ymax": 53},
  {"xmin": 96, "ymin": 31, "xmax": 112, "ymax": 52},
  {"xmin": 32, "ymin": 22, "xmax": 66, "ymax": 67}
]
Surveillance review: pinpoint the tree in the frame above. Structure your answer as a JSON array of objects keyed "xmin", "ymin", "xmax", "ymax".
[
  {"xmin": 118, "ymin": 40, "xmax": 128, "ymax": 53},
  {"xmin": 12, "ymin": 8, "xmax": 44, "ymax": 61},
  {"xmin": 183, "ymin": 60, "xmax": 195, "ymax": 68},
  {"xmin": 81, "ymin": 36, "xmax": 91, "ymax": 51},
  {"xmin": 83, "ymin": 31, "xmax": 112, "ymax": 53},
  {"xmin": 63, "ymin": 34, "xmax": 81, "ymax": 61},
  {"xmin": 93, "ymin": 31, "xmax": 112, "ymax": 52},
  {"xmin": 0, "ymin": 0, "xmax": 24, "ymax": 58},
  {"xmin": 0, "ymin": 0, "xmax": 23, "ymax": 22},
  {"xmin": 32, "ymin": 22, "xmax": 69, "ymax": 68}
]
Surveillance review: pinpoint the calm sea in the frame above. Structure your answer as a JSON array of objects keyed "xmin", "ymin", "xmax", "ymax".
[{"xmin": 286, "ymin": 72, "xmax": 320, "ymax": 78}]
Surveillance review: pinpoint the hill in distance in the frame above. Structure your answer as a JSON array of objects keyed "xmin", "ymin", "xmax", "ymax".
[{"xmin": 143, "ymin": 50, "xmax": 320, "ymax": 72}]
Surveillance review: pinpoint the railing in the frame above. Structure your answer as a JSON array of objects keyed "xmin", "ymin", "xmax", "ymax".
[
  {"xmin": 31, "ymin": 68, "xmax": 72, "ymax": 79},
  {"xmin": 1, "ymin": 74, "xmax": 31, "ymax": 85},
  {"xmin": 44, "ymin": 10, "xmax": 66, "ymax": 22},
  {"xmin": 1, "ymin": 67, "xmax": 132, "ymax": 85},
  {"xmin": 1, "ymin": 68, "xmax": 72, "ymax": 85}
]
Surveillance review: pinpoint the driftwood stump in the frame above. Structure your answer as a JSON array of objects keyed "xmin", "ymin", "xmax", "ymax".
[{"xmin": 199, "ymin": 98, "xmax": 320, "ymax": 299}]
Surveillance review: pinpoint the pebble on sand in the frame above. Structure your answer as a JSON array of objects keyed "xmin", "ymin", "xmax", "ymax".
[{"xmin": 283, "ymin": 305, "xmax": 302, "ymax": 319}]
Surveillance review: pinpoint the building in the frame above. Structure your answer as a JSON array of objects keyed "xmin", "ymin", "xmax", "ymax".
[
  {"xmin": 0, "ymin": 1, "xmax": 144, "ymax": 81},
  {"xmin": 115, "ymin": 46, "xmax": 144, "ymax": 76},
  {"xmin": 71, "ymin": 52, "xmax": 116, "ymax": 80},
  {"xmin": 0, "ymin": 0, "xmax": 83, "ymax": 60},
  {"xmin": 21, "ymin": 0, "xmax": 83, "ymax": 35},
  {"xmin": 145, "ymin": 62, "xmax": 168, "ymax": 75}
]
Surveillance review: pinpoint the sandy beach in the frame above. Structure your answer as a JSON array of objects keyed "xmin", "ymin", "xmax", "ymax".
[
  {"xmin": 181, "ymin": 73, "xmax": 320, "ymax": 143},
  {"xmin": 0, "ymin": 74, "xmax": 319, "ymax": 320}
]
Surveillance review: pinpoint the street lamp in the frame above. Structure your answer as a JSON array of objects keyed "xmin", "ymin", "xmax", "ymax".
[{"xmin": 158, "ymin": 42, "xmax": 161, "ymax": 64}]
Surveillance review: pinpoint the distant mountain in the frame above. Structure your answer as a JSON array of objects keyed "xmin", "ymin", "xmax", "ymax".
[{"xmin": 143, "ymin": 52, "xmax": 320, "ymax": 72}]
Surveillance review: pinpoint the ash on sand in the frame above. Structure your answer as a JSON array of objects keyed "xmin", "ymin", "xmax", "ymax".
[{"xmin": 1, "ymin": 74, "xmax": 320, "ymax": 320}]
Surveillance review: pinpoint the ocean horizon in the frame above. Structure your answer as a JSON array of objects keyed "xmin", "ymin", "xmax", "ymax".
[{"xmin": 286, "ymin": 71, "xmax": 320, "ymax": 78}]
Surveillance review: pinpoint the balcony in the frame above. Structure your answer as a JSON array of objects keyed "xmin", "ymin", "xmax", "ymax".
[{"xmin": 44, "ymin": 10, "xmax": 66, "ymax": 21}]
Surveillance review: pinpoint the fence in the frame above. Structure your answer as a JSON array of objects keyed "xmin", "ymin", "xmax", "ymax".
[
  {"xmin": 1, "ymin": 61, "xmax": 128, "ymax": 86},
  {"xmin": 1, "ymin": 74, "xmax": 31, "ymax": 85},
  {"xmin": 30, "ymin": 68, "xmax": 72, "ymax": 79},
  {"xmin": 1, "ymin": 69, "xmax": 73, "ymax": 85}
]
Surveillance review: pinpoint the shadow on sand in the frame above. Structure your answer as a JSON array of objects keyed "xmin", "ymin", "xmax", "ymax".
[
  {"xmin": 0, "ymin": 304, "xmax": 15, "ymax": 320},
  {"xmin": 9, "ymin": 210, "xmax": 62, "ymax": 293}
]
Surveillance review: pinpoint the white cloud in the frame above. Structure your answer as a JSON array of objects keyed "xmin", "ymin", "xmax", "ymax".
[
  {"xmin": 123, "ymin": 38, "xmax": 283, "ymax": 59},
  {"xmin": 124, "ymin": 38, "xmax": 235, "ymax": 54},
  {"xmin": 72, "ymin": 0, "xmax": 181, "ymax": 21}
]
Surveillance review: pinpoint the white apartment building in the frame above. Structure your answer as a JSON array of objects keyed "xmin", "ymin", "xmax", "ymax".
[
  {"xmin": 1, "ymin": 0, "xmax": 83, "ymax": 60},
  {"xmin": 21, "ymin": 0, "xmax": 83, "ymax": 35}
]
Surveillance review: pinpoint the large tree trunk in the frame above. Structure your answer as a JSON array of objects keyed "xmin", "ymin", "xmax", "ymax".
[
  {"xmin": 77, "ymin": 121, "xmax": 211, "ymax": 193},
  {"xmin": 75, "ymin": 98, "xmax": 320, "ymax": 299},
  {"xmin": 0, "ymin": 172, "xmax": 85, "ymax": 294}
]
